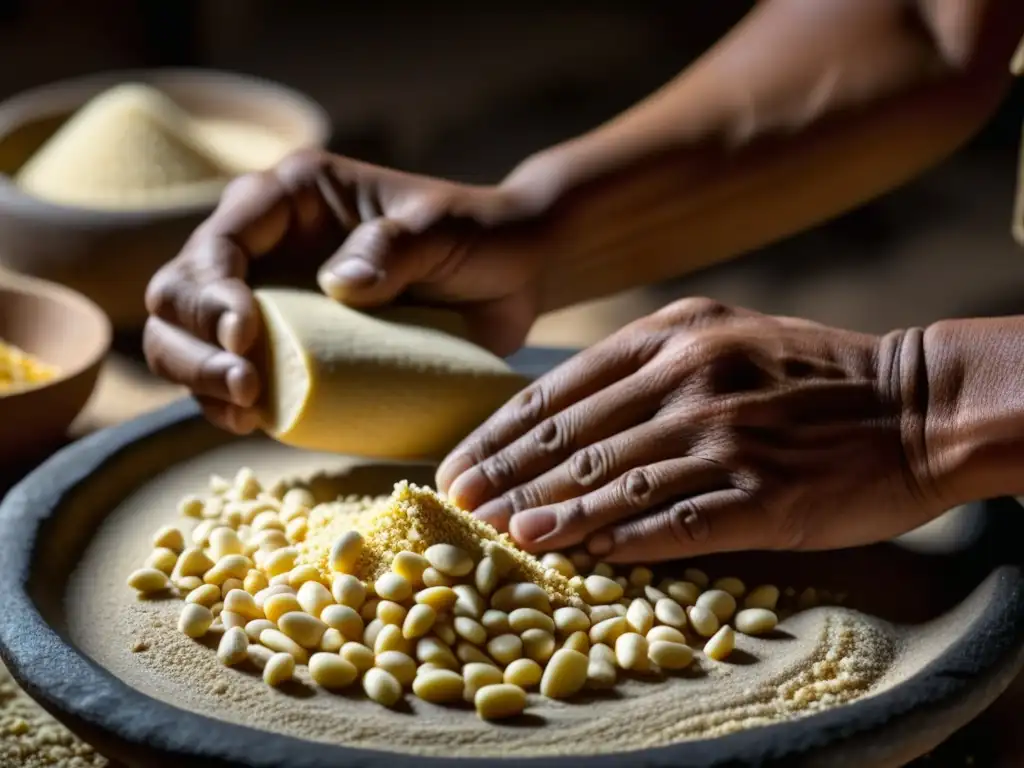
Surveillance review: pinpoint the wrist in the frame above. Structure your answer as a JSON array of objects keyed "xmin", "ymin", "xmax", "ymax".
[{"xmin": 917, "ymin": 318, "xmax": 1024, "ymax": 505}]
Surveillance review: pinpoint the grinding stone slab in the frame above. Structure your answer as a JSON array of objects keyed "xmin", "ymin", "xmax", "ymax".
[{"xmin": 1, "ymin": 346, "xmax": 1024, "ymax": 768}]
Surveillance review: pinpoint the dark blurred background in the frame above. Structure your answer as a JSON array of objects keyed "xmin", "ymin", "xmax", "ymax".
[{"xmin": 2, "ymin": 0, "xmax": 1022, "ymax": 347}]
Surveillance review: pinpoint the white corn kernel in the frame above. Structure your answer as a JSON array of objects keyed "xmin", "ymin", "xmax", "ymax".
[
  {"xmin": 245, "ymin": 619, "xmax": 275, "ymax": 643},
  {"xmin": 259, "ymin": 628, "xmax": 309, "ymax": 664},
  {"xmin": 263, "ymin": 652, "xmax": 295, "ymax": 687},
  {"xmin": 646, "ymin": 626, "xmax": 688, "ymax": 645},
  {"xmin": 487, "ymin": 634, "xmax": 524, "ymax": 665},
  {"xmin": 145, "ymin": 548, "xmax": 178, "ymax": 575},
  {"xmin": 504, "ymin": 658, "xmax": 543, "ymax": 688},
  {"xmin": 424, "ymin": 543, "xmax": 474, "ymax": 577},
  {"xmin": 696, "ymin": 589, "xmax": 737, "ymax": 623},
  {"xmin": 589, "ymin": 616, "xmax": 628, "ymax": 646},
  {"xmin": 583, "ymin": 574, "xmax": 623, "ymax": 605},
  {"xmin": 666, "ymin": 581, "xmax": 700, "ymax": 607},
  {"xmin": 217, "ymin": 627, "xmax": 249, "ymax": 666},
  {"xmin": 329, "ymin": 531, "xmax": 364, "ymax": 574},
  {"xmin": 375, "ymin": 571, "xmax": 412, "ymax": 602},
  {"xmin": 223, "ymin": 589, "xmax": 262, "ymax": 621},
  {"xmin": 704, "ymin": 625, "xmax": 735, "ymax": 661},
  {"xmin": 743, "ymin": 585, "xmax": 780, "ymax": 611},
  {"xmin": 422, "ymin": 567, "xmax": 454, "ymax": 587},
  {"xmin": 178, "ymin": 604, "xmax": 214, "ymax": 638},
  {"xmin": 464, "ymin": 663, "xmax": 504, "ymax": 701},
  {"xmin": 683, "ymin": 568, "xmax": 709, "ymax": 589},
  {"xmin": 374, "ymin": 624, "xmax": 408, "ymax": 655},
  {"xmin": 562, "ymin": 631, "xmax": 590, "ymax": 654},
  {"xmin": 375, "ymin": 650, "xmax": 417, "ymax": 686},
  {"xmin": 246, "ymin": 644, "xmax": 274, "ymax": 670},
  {"xmin": 153, "ymin": 525, "xmax": 184, "ymax": 553},
  {"xmin": 309, "ymin": 653, "xmax": 358, "ymax": 689},
  {"xmin": 491, "ymin": 583, "xmax": 551, "ymax": 614},
  {"xmin": 712, "ymin": 577, "xmax": 746, "ymax": 599},
  {"xmin": 509, "ymin": 608, "xmax": 554, "ymax": 634},
  {"xmin": 402, "ymin": 604, "xmax": 436, "ymax": 639},
  {"xmin": 296, "ymin": 581, "xmax": 334, "ymax": 617},
  {"xmin": 127, "ymin": 568, "xmax": 169, "ymax": 595},
  {"xmin": 615, "ymin": 633, "xmax": 649, "ymax": 670},
  {"xmin": 341, "ymin": 642, "xmax": 375, "ymax": 673},
  {"xmin": 363, "ymin": 667, "xmax": 403, "ymax": 707},
  {"xmin": 320, "ymin": 628, "xmax": 344, "ymax": 653},
  {"xmin": 454, "ymin": 616, "xmax": 487, "ymax": 645},
  {"xmin": 474, "ymin": 556, "xmax": 499, "ymax": 596},
  {"xmin": 541, "ymin": 552, "xmax": 576, "ymax": 579},
  {"xmin": 332, "ymin": 574, "xmax": 366, "ymax": 609},
  {"xmin": 687, "ymin": 605, "xmax": 720, "ymax": 638},
  {"xmin": 540, "ymin": 649, "xmax": 588, "ymax": 699},
  {"xmin": 263, "ymin": 593, "xmax": 302, "ymax": 624},
  {"xmin": 654, "ymin": 598, "xmax": 687, "ymax": 628},
  {"xmin": 734, "ymin": 608, "xmax": 778, "ymax": 636},
  {"xmin": 416, "ymin": 637, "xmax": 458, "ymax": 670},
  {"xmin": 413, "ymin": 669, "xmax": 464, "ymax": 703},
  {"xmin": 626, "ymin": 598, "xmax": 655, "ymax": 635},
  {"xmin": 377, "ymin": 600, "xmax": 407, "ymax": 626},
  {"xmin": 586, "ymin": 660, "xmax": 617, "ymax": 689},
  {"xmin": 554, "ymin": 606, "xmax": 589, "ymax": 635},
  {"xmin": 279, "ymin": 611, "xmax": 328, "ymax": 649},
  {"xmin": 476, "ymin": 683, "xmax": 527, "ymax": 720},
  {"xmin": 221, "ymin": 611, "xmax": 247, "ymax": 630},
  {"xmin": 414, "ymin": 586, "xmax": 457, "ymax": 612},
  {"xmin": 456, "ymin": 642, "xmax": 495, "ymax": 666},
  {"xmin": 648, "ymin": 640, "xmax": 694, "ymax": 670},
  {"xmin": 392, "ymin": 551, "xmax": 429, "ymax": 585},
  {"xmin": 482, "ymin": 610, "xmax": 511, "ymax": 636},
  {"xmin": 452, "ymin": 584, "xmax": 486, "ymax": 619}
]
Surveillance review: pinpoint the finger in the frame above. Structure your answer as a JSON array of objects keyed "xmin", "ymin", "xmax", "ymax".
[
  {"xmin": 470, "ymin": 413, "xmax": 684, "ymax": 533},
  {"xmin": 146, "ymin": 172, "xmax": 291, "ymax": 354},
  {"xmin": 459, "ymin": 293, "xmax": 539, "ymax": 359},
  {"xmin": 587, "ymin": 488, "xmax": 759, "ymax": 563},
  {"xmin": 437, "ymin": 335, "xmax": 662, "ymax": 494},
  {"xmin": 195, "ymin": 397, "xmax": 261, "ymax": 436},
  {"xmin": 143, "ymin": 317, "xmax": 260, "ymax": 407},
  {"xmin": 446, "ymin": 360, "xmax": 674, "ymax": 514},
  {"xmin": 507, "ymin": 457, "xmax": 729, "ymax": 553}
]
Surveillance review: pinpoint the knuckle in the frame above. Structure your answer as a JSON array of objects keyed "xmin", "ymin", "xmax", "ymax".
[
  {"xmin": 659, "ymin": 297, "xmax": 731, "ymax": 325},
  {"xmin": 479, "ymin": 452, "xmax": 517, "ymax": 494},
  {"xmin": 558, "ymin": 497, "xmax": 588, "ymax": 530},
  {"xmin": 506, "ymin": 485, "xmax": 539, "ymax": 515},
  {"xmin": 144, "ymin": 272, "xmax": 176, "ymax": 316},
  {"xmin": 532, "ymin": 415, "xmax": 572, "ymax": 455},
  {"xmin": 514, "ymin": 384, "xmax": 547, "ymax": 425},
  {"xmin": 617, "ymin": 467, "xmax": 656, "ymax": 510},
  {"xmin": 568, "ymin": 444, "xmax": 609, "ymax": 488},
  {"xmin": 668, "ymin": 499, "xmax": 709, "ymax": 545}
]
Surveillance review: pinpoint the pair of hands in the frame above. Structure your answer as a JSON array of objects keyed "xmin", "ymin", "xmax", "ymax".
[{"xmin": 145, "ymin": 150, "xmax": 947, "ymax": 563}]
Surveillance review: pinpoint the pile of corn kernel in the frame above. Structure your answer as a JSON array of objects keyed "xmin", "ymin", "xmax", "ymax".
[
  {"xmin": 0, "ymin": 339, "xmax": 59, "ymax": 395},
  {"xmin": 127, "ymin": 468, "xmax": 830, "ymax": 721}
]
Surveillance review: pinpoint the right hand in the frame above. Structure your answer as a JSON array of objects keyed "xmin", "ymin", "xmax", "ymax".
[{"xmin": 143, "ymin": 150, "xmax": 548, "ymax": 435}]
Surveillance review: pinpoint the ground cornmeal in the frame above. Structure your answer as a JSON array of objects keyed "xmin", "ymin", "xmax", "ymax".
[
  {"xmin": 0, "ymin": 339, "xmax": 59, "ymax": 395},
  {"xmin": 297, "ymin": 481, "xmax": 583, "ymax": 607}
]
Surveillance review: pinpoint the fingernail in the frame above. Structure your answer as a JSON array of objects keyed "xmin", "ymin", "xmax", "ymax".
[
  {"xmin": 332, "ymin": 259, "xmax": 381, "ymax": 287},
  {"xmin": 472, "ymin": 498, "xmax": 513, "ymax": 533},
  {"xmin": 587, "ymin": 533, "xmax": 613, "ymax": 556},
  {"xmin": 446, "ymin": 466, "xmax": 492, "ymax": 511},
  {"xmin": 510, "ymin": 509, "xmax": 558, "ymax": 543},
  {"xmin": 436, "ymin": 453, "xmax": 473, "ymax": 493},
  {"xmin": 218, "ymin": 312, "xmax": 246, "ymax": 354}
]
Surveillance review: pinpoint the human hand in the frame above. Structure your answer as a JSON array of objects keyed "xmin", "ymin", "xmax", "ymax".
[
  {"xmin": 435, "ymin": 298, "xmax": 944, "ymax": 562},
  {"xmin": 143, "ymin": 150, "xmax": 547, "ymax": 434}
]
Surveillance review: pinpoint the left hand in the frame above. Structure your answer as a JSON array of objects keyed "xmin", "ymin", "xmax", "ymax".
[{"xmin": 435, "ymin": 298, "xmax": 945, "ymax": 563}]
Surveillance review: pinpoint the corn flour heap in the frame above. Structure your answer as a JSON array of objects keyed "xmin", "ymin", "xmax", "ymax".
[
  {"xmin": 105, "ymin": 462, "xmax": 897, "ymax": 750},
  {"xmin": 14, "ymin": 83, "xmax": 293, "ymax": 211}
]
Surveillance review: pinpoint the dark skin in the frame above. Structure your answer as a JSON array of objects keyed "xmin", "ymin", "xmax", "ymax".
[{"xmin": 145, "ymin": 0, "xmax": 1024, "ymax": 562}]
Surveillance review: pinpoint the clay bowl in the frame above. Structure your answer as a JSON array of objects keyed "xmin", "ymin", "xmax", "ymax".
[
  {"xmin": 0, "ymin": 68, "xmax": 332, "ymax": 330},
  {"xmin": 0, "ymin": 348, "xmax": 1023, "ymax": 767},
  {"xmin": 0, "ymin": 271, "xmax": 111, "ymax": 466}
]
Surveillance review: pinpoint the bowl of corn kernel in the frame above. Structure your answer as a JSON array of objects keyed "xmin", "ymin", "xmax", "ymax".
[{"xmin": 0, "ymin": 271, "xmax": 110, "ymax": 465}]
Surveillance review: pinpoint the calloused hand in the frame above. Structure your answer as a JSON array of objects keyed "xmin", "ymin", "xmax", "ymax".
[
  {"xmin": 436, "ymin": 298, "xmax": 943, "ymax": 562},
  {"xmin": 143, "ymin": 149, "xmax": 546, "ymax": 434}
]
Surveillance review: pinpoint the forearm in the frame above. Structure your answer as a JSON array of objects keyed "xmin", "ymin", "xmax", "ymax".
[
  {"xmin": 920, "ymin": 318, "xmax": 1024, "ymax": 507},
  {"xmin": 499, "ymin": 0, "xmax": 1021, "ymax": 313}
]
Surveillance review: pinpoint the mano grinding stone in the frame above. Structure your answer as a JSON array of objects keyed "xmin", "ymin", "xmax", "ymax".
[{"xmin": 254, "ymin": 288, "xmax": 529, "ymax": 460}]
